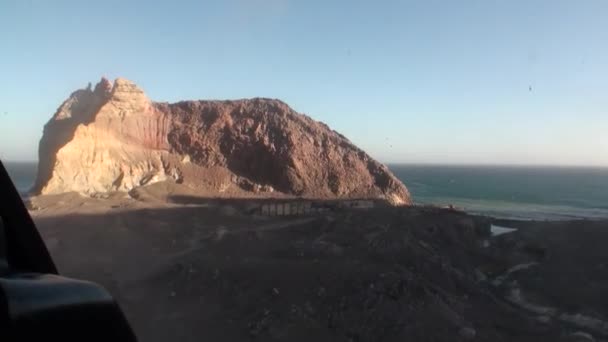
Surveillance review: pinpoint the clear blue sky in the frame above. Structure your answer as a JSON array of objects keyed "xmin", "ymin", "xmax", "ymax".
[{"xmin": 1, "ymin": 0, "xmax": 607, "ymax": 166}]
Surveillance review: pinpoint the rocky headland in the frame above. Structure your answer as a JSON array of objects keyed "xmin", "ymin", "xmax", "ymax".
[{"xmin": 33, "ymin": 78, "xmax": 409, "ymax": 205}]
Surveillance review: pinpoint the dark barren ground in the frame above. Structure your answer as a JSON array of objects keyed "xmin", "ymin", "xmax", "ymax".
[{"xmin": 28, "ymin": 190, "xmax": 608, "ymax": 342}]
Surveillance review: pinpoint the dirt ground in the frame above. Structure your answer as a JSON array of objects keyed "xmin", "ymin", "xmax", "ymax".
[{"xmin": 28, "ymin": 192, "xmax": 608, "ymax": 342}]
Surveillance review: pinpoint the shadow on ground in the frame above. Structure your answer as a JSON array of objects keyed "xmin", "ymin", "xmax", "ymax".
[{"xmin": 31, "ymin": 203, "xmax": 608, "ymax": 342}]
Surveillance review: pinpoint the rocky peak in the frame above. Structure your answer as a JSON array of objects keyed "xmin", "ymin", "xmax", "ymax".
[
  {"xmin": 93, "ymin": 77, "xmax": 113, "ymax": 99},
  {"xmin": 101, "ymin": 78, "xmax": 153, "ymax": 116},
  {"xmin": 33, "ymin": 77, "xmax": 412, "ymax": 205},
  {"xmin": 112, "ymin": 78, "xmax": 146, "ymax": 97},
  {"xmin": 51, "ymin": 78, "xmax": 112, "ymax": 122}
]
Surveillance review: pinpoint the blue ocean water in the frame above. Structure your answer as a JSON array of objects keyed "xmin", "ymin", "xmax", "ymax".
[
  {"xmin": 4, "ymin": 161, "xmax": 37, "ymax": 196},
  {"xmin": 4, "ymin": 162, "xmax": 608, "ymax": 220},
  {"xmin": 390, "ymin": 164, "xmax": 608, "ymax": 220}
]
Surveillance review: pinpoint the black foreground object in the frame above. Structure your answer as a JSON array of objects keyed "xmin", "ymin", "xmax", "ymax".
[{"xmin": 0, "ymin": 160, "xmax": 137, "ymax": 341}]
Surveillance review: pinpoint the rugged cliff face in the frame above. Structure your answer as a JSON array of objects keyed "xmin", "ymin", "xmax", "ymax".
[{"xmin": 33, "ymin": 78, "xmax": 411, "ymax": 205}]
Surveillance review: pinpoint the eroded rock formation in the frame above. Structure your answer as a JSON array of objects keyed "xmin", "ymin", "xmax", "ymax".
[{"xmin": 33, "ymin": 78, "xmax": 411, "ymax": 205}]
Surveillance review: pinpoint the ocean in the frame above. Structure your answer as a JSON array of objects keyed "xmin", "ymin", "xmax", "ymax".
[
  {"xmin": 390, "ymin": 164, "xmax": 608, "ymax": 221},
  {"xmin": 3, "ymin": 161, "xmax": 608, "ymax": 220},
  {"xmin": 4, "ymin": 161, "xmax": 38, "ymax": 197}
]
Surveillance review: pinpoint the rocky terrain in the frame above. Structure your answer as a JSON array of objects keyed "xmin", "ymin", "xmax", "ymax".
[
  {"xmin": 28, "ymin": 190, "xmax": 608, "ymax": 342},
  {"xmin": 33, "ymin": 78, "xmax": 409, "ymax": 205}
]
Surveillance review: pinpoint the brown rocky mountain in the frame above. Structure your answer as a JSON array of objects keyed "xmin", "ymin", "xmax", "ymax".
[{"xmin": 33, "ymin": 78, "xmax": 411, "ymax": 205}]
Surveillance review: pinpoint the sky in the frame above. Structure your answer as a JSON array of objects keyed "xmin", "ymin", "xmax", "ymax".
[{"xmin": 1, "ymin": 0, "xmax": 607, "ymax": 166}]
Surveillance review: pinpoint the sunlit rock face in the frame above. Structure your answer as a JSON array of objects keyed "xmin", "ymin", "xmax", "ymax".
[{"xmin": 33, "ymin": 78, "xmax": 411, "ymax": 205}]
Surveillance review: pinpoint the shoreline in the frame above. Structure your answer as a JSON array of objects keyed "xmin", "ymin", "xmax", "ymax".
[
  {"xmin": 7, "ymin": 160, "xmax": 608, "ymax": 222},
  {"xmin": 25, "ymin": 189, "xmax": 608, "ymax": 223}
]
